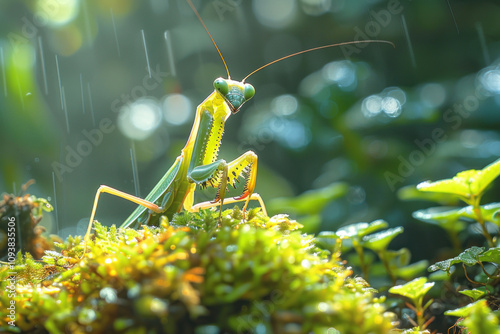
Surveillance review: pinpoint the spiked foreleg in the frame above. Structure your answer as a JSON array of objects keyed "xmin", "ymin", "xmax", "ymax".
[
  {"xmin": 191, "ymin": 193, "xmax": 267, "ymax": 216},
  {"xmin": 188, "ymin": 159, "xmax": 229, "ymax": 219},
  {"xmin": 189, "ymin": 151, "xmax": 264, "ymax": 216},
  {"xmin": 226, "ymin": 151, "xmax": 258, "ymax": 205}
]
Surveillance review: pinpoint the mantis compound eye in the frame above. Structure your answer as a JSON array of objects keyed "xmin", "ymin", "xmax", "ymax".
[
  {"xmin": 213, "ymin": 78, "xmax": 229, "ymax": 95},
  {"xmin": 243, "ymin": 83, "xmax": 255, "ymax": 101}
]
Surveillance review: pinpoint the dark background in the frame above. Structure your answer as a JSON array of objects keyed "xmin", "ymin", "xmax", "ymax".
[{"xmin": 1, "ymin": 0, "xmax": 500, "ymax": 261}]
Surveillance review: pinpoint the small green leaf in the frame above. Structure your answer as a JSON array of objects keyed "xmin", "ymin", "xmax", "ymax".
[
  {"xmin": 417, "ymin": 175, "xmax": 472, "ymax": 199},
  {"xmin": 389, "ymin": 277, "xmax": 435, "ymax": 304},
  {"xmin": 394, "ymin": 260, "xmax": 429, "ymax": 281},
  {"xmin": 398, "ymin": 185, "xmax": 460, "ymax": 205},
  {"xmin": 459, "ymin": 203, "xmax": 500, "ymax": 226},
  {"xmin": 459, "ymin": 288, "xmax": 488, "ymax": 301},
  {"xmin": 412, "ymin": 207, "xmax": 466, "ymax": 232},
  {"xmin": 428, "ymin": 246, "xmax": 485, "ymax": 273},
  {"xmin": 445, "ymin": 299, "xmax": 488, "ymax": 318},
  {"xmin": 417, "ymin": 158, "xmax": 500, "ymax": 202},
  {"xmin": 477, "ymin": 158, "xmax": 500, "ymax": 195},
  {"xmin": 362, "ymin": 226, "xmax": 404, "ymax": 252},
  {"xmin": 315, "ymin": 231, "xmax": 339, "ymax": 250},
  {"xmin": 336, "ymin": 220, "xmax": 388, "ymax": 239},
  {"xmin": 478, "ymin": 247, "xmax": 500, "ymax": 264},
  {"xmin": 267, "ymin": 182, "xmax": 348, "ymax": 215},
  {"xmin": 385, "ymin": 248, "xmax": 411, "ymax": 267},
  {"xmin": 454, "ymin": 300, "xmax": 500, "ymax": 334}
]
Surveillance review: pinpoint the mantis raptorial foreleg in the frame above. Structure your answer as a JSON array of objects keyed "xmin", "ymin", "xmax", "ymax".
[
  {"xmin": 187, "ymin": 150, "xmax": 261, "ymax": 218},
  {"xmin": 191, "ymin": 193, "xmax": 267, "ymax": 216}
]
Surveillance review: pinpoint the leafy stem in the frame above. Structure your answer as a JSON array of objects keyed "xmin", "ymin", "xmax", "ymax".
[{"xmin": 471, "ymin": 196, "xmax": 494, "ymax": 247}]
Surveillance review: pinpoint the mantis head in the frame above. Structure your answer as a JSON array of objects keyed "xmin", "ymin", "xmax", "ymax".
[{"xmin": 213, "ymin": 78, "xmax": 255, "ymax": 114}]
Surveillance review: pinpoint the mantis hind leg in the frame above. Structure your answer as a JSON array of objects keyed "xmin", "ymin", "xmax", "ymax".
[{"xmin": 83, "ymin": 185, "xmax": 163, "ymax": 256}]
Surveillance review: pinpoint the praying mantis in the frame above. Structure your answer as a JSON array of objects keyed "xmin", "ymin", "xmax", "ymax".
[{"xmin": 83, "ymin": 0, "xmax": 393, "ymax": 251}]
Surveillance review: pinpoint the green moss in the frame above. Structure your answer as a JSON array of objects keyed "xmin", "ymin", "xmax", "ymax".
[{"xmin": 1, "ymin": 208, "xmax": 395, "ymax": 333}]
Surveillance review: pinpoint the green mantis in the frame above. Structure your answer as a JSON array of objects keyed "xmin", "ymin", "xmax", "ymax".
[{"xmin": 83, "ymin": 0, "xmax": 393, "ymax": 251}]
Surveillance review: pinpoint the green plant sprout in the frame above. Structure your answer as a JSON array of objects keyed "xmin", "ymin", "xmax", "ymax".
[
  {"xmin": 458, "ymin": 287, "xmax": 490, "ymax": 301},
  {"xmin": 417, "ymin": 157, "xmax": 500, "ymax": 247},
  {"xmin": 316, "ymin": 220, "xmax": 427, "ymax": 285},
  {"xmin": 362, "ymin": 226, "xmax": 404, "ymax": 284},
  {"xmin": 389, "ymin": 277, "xmax": 435, "ymax": 331},
  {"xmin": 445, "ymin": 300, "xmax": 500, "ymax": 334},
  {"xmin": 334, "ymin": 219, "xmax": 388, "ymax": 280}
]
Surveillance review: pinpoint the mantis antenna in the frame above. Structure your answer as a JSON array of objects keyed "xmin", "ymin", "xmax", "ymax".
[
  {"xmin": 243, "ymin": 40, "xmax": 395, "ymax": 82},
  {"xmin": 186, "ymin": 0, "xmax": 394, "ymax": 84},
  {"xmin": 186, "ymin": 0, "xmax": 231, "ymax": 79}
]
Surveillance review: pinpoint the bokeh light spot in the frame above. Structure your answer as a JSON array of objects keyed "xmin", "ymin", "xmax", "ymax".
[
  {"xmin": 162, "ymin": 94, "xmax": 192, "ymax": 125},
  {"xmin": 271, "ymin": 94, "xmax": 298, "ymax": 116},
  {"xmin": 273, "ymin": 118, "xmax": 311, "ymax": 150},
  {"xmin": 118, "ymin": 98, "xmax": 162, "ymax": 141},
  {"xmin": 480, "ymin": 69, "xmax": 500, "ymax": 94},
  {"xmin": 300, "ymin": 0, "xmax": 331, "ymax": 16},
  {"xmin": 381, "ymin": 96, "xmax": 401, "ymax": 117},
  {"xmin": 386, "ymin": 88, "xmax": 406, "ymax": 105},
  {"xmin": 51, "ymin": 25, "xmax": 83, "ymax": 56},
  {"xmin": 322, "ymin": 60, "xmax": 356, "ymax": 89},
  {"xmin": 420, "ymin": 83, "xmax": 446, "ymax": 107},
  {"xmin": 362, "ymin": 95, "xmax": 382, "ymax": 117},
  {"xmin": 253, "ymin": 0, "xmax": 297, "ymax": 28},
  {"xmin": 36, "ymin": 0, "xmax": 80, "ymax": 27}
]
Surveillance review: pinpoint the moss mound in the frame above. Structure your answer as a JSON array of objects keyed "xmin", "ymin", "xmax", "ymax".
[{"xmin": 1, "ymin": 208, "xmax": 395, "ymax": 333}]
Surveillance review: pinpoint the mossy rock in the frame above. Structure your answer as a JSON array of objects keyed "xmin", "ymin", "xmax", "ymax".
[{"xmin": 0, "ymin": 208, "xmax": 396, "ymax": 333}]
